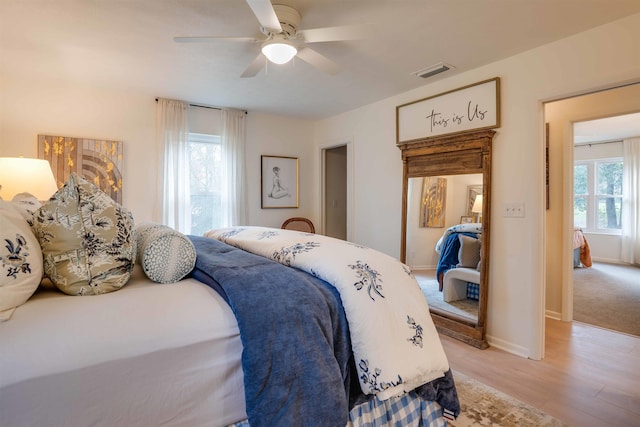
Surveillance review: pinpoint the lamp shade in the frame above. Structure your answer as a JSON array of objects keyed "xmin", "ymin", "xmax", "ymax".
[
  {"xmin": 262, "ymin": 40, "xmax": 297, "ymax": 65},
  {"xmin": 471, "ymin": 194, "xmax": 483, "ymax": 213},
  {"xmin": 0, "ymin": 157, "xmax": 58, "ymax": 201}
]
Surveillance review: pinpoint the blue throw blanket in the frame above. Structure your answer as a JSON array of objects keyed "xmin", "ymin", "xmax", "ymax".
[{"xmin": 188, "ymin": 236, "xmax": 459, "ymax": 426}]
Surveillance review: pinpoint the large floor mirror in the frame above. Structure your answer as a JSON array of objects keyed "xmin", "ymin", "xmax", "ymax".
[{"xmin": 399, "ymin": 130, "xmax": 494, "ymax": 348}]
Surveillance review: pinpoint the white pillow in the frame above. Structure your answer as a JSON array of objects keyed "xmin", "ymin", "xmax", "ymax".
[
  {"xmin": 136, "ymin": 223, "xmax": 196, "ymax": 283},
  {"xmin": 10, "ymin": 193, "xmax": 42, "ymax": 223},
  {"xmin": 0, "ymin": 200, "xmax": 43, "ymax": 320}
]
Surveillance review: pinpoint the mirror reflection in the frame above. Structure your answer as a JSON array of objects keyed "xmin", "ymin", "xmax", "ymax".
[{"xmin": 407, "ymin": 174, "xmax": 483, "ymax": 323}]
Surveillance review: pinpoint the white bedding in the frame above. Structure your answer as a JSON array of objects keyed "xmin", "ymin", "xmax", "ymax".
[
  {"xmin": 206, "ymin": 226, "xmax": 450, "ymax": 401},
  {"xmin": 0, "ymin": 266, "xmax": 247, "ymax": 427}
]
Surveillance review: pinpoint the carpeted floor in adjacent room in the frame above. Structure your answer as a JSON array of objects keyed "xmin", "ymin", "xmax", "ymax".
[{"xmin": 573, "ymin": 261, "xmax": 640, "ymax": 337}]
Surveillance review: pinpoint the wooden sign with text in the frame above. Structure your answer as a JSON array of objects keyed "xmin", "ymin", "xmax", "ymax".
[{"xmin": 396, "ymin": 77, "xmax": 500, "ymax": 144}]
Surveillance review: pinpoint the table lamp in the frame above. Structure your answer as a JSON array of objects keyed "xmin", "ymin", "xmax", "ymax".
[
  {"xmin": 472, "ymin": 194, "xmax": 483, "ymax": 223},
  {"xmin": 0, "ymin": 157, "xmax": 58, "ymax": 201}
]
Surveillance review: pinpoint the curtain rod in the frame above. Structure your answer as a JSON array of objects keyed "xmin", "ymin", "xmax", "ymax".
[
  {"xmin": 574, "ymin": 139, "xmax": 622, "ymax": 147},
  {"xmin": 190, "ymin": 103, "xmax": 221, "ymax": 111},
  {"xmin": 155, "ymin": 98, "xmax": 247, "ymax": 114}
]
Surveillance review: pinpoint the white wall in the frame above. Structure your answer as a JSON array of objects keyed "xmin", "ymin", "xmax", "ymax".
[
  {"xmin": 314, "ymin": 13, "xmax": 640, "ymax": 358},
  {"xmin": 245, "ymin": 112, "xmax": 316, "ymax": 228},
  {"xmin": 0, "ymin": 75, "xmax": 158, "ymax": 217},
  {"xmin": 0, "ymin": 76, "xmax": 315, "ymax": 229}
]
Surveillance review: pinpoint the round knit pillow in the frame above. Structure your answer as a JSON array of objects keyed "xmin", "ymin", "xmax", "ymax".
[{"xmin": 136, "ymin": 223, "xmax": 196, "ymax": 283}]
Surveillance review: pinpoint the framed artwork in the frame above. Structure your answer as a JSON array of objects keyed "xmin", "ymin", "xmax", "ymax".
[
  {"xmin": 419, "ymin": 177, "xmax": 447, "ymax": 228},
  {"xmin": 37, "ymin": 135, "xmax": 123, "ymax": 203},
  {"xmin": 397, "ymin": 77, "xmax": 500, "ymax": 144},
  {"xmin": 261, "ymin": 155, "xmax": 299, "ymax": 209},
  {"xmin": 466, "ymin": 185, "xmax": 483, "ymax": 216},
  {"xmin": 460, "ymin": 216, "xmax": 473, "ymax": 224}
]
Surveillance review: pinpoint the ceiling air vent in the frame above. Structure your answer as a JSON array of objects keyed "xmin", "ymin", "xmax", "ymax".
[{"xmin": 412, "ymin": 62, "xmax": 455, "ymax": 79}]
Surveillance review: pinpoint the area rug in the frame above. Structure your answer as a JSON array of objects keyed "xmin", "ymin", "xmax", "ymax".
[
  {"xmin": 573, "ymin": 262, "xmax": 640, "ymax": 337},
  {"xmin": 417, "ymin": 277, "xmax": 478, "ymax": 323},
  {"xmin": 449, "ymin": 371, "xmax": 569, "ymax": 427}
]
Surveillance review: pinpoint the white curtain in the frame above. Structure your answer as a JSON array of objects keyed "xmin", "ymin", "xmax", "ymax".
[
  {"xmin": 221, "ymin": 108, "xmax": 247, "ymax": 226},
  {"xmin": 621, "ymin": 137, "xmax": 640, "ymax": 265},
  {"xmin": 156, "ymin": 98, "xmax": 191, "ymax": 233}
]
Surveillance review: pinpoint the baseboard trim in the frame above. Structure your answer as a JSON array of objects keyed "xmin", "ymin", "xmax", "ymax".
[
  {"xmin": 545, "ymin": 310, "xmax": 562, "ymax": 320},
  {"xmin": 591, "ymin": 257, "xmax": 622, "ymax": 264},
  {"xmin": 486, "ymin": 334, "xmax": 529, "ymax": 358},
  {"xmin": 410, "ymin": 264, "xmax": 436, "ymax": 270}
]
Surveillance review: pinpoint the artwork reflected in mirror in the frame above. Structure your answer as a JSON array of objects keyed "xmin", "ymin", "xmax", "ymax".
[{"xmin": 419, "ymin": 177, "xmax": 447, "ymax": 228}]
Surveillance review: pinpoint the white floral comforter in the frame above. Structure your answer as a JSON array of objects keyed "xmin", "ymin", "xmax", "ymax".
[{"xmin": 204, "ymin": 226, "xmax": 450, "ymax": 400}]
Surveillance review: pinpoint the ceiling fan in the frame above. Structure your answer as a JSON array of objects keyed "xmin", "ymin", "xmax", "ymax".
[{"xmin": 174, "ymin": 0, "xmax": 373, "ymax": 78}]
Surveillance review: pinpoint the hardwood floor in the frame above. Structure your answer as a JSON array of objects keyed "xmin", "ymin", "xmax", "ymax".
[{"xmin": 441, "ymin": 318, "xmax": 640, "ymax": 426}]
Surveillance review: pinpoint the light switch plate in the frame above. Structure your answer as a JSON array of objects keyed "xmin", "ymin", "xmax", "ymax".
[{"xmin": 503, "ymin": 202, "xmax": 525, "ymax": 217}]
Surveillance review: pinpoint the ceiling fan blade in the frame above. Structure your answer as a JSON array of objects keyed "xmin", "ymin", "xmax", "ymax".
[
  {"xmin": 174, "ymin": 36, "xmax": 260, "ymax": 43},
  {"xmin": 296, "ymin": 47, "xmax": 342, "ymax": 75},
  {"xmin": 299, "ymin": 24, "xmax": 374, "ymax": 43},
  {"xmin": 241, "ymin": 53, "xmax": 265, "ymax": 78},
  {"xmin": 246, "ymin": 0, "xmax": 282, "ymax": 32}
]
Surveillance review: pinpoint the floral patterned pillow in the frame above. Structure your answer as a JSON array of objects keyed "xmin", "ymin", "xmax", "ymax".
[
  {"xmin": 0, "ymin": 200, "xmax": 43, "ymax": 320},
  {"xmin": 31, "ymin": 173, "xmax": 136, "ymax": 296}
]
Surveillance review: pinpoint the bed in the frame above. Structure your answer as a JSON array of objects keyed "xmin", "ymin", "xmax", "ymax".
[
  {"xmin": 0, "ymin": 267, "xmax": 248, "ymax": 426},
  {"xmin": 434, "ymin": 223, "xmax": 482, "ymax": 299},
  {"xmin": 0, "ymin": 174, "xmax": 460, "ymax": 427}
]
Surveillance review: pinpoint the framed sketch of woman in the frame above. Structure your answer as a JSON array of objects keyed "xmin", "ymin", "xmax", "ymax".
[{"xmin": 261, "ymin": 155, "xmax": 299, "ymax": 208}]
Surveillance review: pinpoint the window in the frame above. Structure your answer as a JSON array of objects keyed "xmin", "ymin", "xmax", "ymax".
[
  {"xmin": 574, "ymin": 158, "xmax": 623, "ymax": 233},
  {"xmin": 188, "ymin": 133, "xmax": 222, "ymax": 236}
]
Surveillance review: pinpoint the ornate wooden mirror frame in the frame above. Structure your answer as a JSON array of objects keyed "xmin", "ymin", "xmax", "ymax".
[{"xmin": 399, "ymin": 129, "xmax": 495, "ymax": 349}]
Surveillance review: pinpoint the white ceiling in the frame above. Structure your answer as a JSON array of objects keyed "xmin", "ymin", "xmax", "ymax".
[
  {"xmin": 574, "ymin": 112, "xmax": 640, "ymax": 145},
  {"xmin": 2, "ymin": 0, "xmax": 640, "ymax": 120}
]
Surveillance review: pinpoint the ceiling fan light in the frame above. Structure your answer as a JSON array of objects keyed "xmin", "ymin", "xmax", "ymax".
[{"xmin": 262, "ymin": 41, "xmax": 297, "ymax": 65}]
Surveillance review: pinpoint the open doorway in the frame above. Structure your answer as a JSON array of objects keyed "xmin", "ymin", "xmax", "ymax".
[
  {"xmin": 544, "ymin": 83, "xmax": 640, "ymax": 339},
  {"xmin": 323, "ymin": 145, "xmax": 347, "ymax": 240},
  {"xmin": 572, "ymin": 114, "xmax": 640, "ymax": 337}
]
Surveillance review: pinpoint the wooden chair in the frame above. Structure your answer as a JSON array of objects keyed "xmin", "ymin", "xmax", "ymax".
[{"xmin": 281, "ymin": 217, "xmax": 315, "ymax": 233}]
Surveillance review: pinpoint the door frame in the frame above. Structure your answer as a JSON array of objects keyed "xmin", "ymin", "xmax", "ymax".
[
  {"xmin": 319, "ymin": 137, "xmax": 354, "ymax": 241},
  {"xmin": 545, "ymin": 82, "xmax": 640, "ymax": 325}
]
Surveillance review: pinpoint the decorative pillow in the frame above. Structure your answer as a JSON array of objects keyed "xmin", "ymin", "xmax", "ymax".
[
  {"xmin": 456, "ymin": 234, "xmax": 481, "ymax": 268},
  {"xmin": 0, "ymin": 200, "xmax": 43, "ymax": 320},
  {"xmin": 136, "ymin": 223, "xmax": 196, "ymax": 283},
  {"xmin": 30, "ymin": 173, "xmax": 136, "ymax": 296},
  {"xmin": 11, "ymin": 193, "xmax": 42, "ymax": 224}
]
